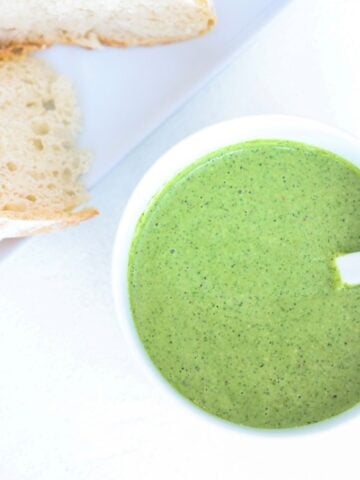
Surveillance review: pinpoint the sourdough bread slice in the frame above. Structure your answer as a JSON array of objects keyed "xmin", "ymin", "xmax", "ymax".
[
  {"xmin": 0, "ymin": 0, "xmax": 216, "ymax": 58},
  {"xmin": 0, "ymin": 56, "xmax": 97, "ymax": 239}
]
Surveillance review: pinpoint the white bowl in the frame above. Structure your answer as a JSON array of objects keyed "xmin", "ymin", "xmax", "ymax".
[{"xmin": 112, "ymin": 115, "xmax": 360, "ymax": 433}]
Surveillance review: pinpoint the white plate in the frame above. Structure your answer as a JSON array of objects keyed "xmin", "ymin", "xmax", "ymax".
[{"xmin": 0, "ymin": 0, "xmax": 290, "ymax": 261}]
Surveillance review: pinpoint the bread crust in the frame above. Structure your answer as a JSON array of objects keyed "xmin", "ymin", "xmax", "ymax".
[
  {"xmin": 0, "ymin": 10, "xmax": 216, "ymax": 59},
  {"xmin": 0, "ymin": 42, "xmax": 47, "ymax": 60},
  {"xmin": 0, "ymin": 208, "xmax": 99, "ymax": 239}
]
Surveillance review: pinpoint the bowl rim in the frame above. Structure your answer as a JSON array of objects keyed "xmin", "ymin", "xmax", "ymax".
[{"xmin": 112, "ymin": 114, "xmax": 360, "ymax": 435}]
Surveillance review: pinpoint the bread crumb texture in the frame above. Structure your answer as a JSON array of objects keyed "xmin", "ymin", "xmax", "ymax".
[
  {"xmin": 0, "ymin": 56, "xmax": 97, "ymax": 238},
  {"xmin": 0, "ymin": 0, "xmax": 216, "ymax": 53}
]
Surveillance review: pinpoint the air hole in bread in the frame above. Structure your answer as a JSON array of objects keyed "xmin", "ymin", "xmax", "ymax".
[
  {"xmin": 32, "ymin": 138, "xmax": 44, "ymax": 151},
  {"xmin": 3, "ymin": 203, "xmax": 25, "ymax": 212},
  {"xmin": 32, "ymin": 122, "xmax": 49, "ymax": 135},
  {"xmin": 6, "ymin": 162, "xmax": 17, "ymax": 172},
  {"xmin": 42, "ymin": 99, "xmax": 55, "ymax": 111},
  {"xmin": 26, "ymin": 194, "xmax": 37, "ymax": 202},
  {"xmin": 63, "ymin": 168, "xmax": 72, "ymax": 180}
]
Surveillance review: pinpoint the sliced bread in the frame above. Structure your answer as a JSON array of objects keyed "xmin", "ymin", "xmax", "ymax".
[
  {"xmin": 0, "ymin": 0, "xmax": 216, "ymax": 58},
  {"xmin": 0, "ymin": 56, "xmax": 97, "ymax": 239}
]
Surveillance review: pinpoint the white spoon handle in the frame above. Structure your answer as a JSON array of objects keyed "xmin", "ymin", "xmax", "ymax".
[{"xmin": 336, "ymin": 252, "xmax": 360, "ymax": 286}]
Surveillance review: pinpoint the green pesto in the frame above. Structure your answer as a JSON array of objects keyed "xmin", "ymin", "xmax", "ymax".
[{"xmin": 128, "ymin": 140, "xmax": 360, "ymax": 429}]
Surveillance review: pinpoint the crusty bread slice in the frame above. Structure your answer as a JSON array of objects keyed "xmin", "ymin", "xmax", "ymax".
[
  {"xmin": 0, "ymin": 56, "xmax": 97, "ymax": 240},
  {"xmin": 0, "ymin": 0, "xmax": 216, "ymax": 58}
]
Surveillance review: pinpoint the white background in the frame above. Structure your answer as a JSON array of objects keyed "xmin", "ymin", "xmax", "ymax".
[{"xmin": 0, "ymin": 0, "xmax": 359, "ymax": 478}]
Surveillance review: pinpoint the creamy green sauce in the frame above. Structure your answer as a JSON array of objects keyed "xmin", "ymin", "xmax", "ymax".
[{"xmin": 128, "ymin": 140, "xmax": 360, "ymax": 429}]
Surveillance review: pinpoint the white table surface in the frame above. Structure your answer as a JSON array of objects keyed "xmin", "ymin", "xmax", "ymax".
[{"xmin": 1, "ymin": 0, "xmax": 359, "ymax": 478}]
